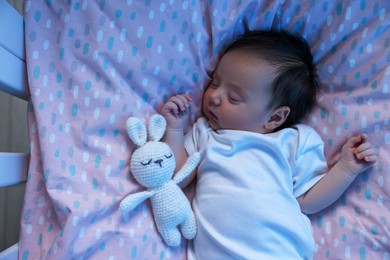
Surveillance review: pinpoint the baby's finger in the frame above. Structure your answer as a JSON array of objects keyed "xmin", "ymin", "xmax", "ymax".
[
  {"xmin": 162, "ymin": 101, "xmax": 179, "ymax": 115},
  {"xmin": 344, "ymin": 134, "xmax": 364, "ymax": 149},
  {"xmin": 363, "ymin": 154, "xmax": 378, "ymax": 163},
  {"xmin": 170, "ymin": 95, "xmax": 191, "ymax": 111},
  {"xmin": 354, "ymin": 141, "xmax": 371, "ymax": 154},
  {"xmin": 355, "ymin": 147, "xmax": 376, "ymax": 160}
]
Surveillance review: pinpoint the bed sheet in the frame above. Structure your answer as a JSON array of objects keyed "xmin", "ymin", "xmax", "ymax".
[{"xmin": 20, "ymin": 1, "xmax": 389, "ymax": 259}]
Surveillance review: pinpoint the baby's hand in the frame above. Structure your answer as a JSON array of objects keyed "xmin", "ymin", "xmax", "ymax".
[
  {"xmin": 339, "ymin": 134, "xmax": 377, "ymax": 177},
  {"xmin": 161, "ymin": 94, "xmax": 192, "ymax": 130}
]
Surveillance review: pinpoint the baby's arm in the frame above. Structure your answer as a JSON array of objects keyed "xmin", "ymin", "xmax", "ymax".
[
  {"xmin": 161, "ymin": 94, "xmax": 192, "ymax": 170},
  {"xmin": 298, "ymin": 134, "xmax": 377, "ymax": 214}
]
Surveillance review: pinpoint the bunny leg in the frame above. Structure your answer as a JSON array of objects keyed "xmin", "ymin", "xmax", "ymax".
[
  {"xmin": 181, "ymin": 212, "xmax": 196, "ymax": 240},
  {"xmin": 158, "ymin": 225, "xmax": 181, "ymax": 247}
]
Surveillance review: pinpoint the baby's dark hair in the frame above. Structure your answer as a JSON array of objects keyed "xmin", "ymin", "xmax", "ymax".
[{"xmin": 225, "ymin": 29, "xmax": 321, "ymax": 131}]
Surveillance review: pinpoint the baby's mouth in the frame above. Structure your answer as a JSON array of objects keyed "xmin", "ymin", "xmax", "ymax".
[{"xmin": 207, "ymin": 109, "xmax": 218, "ymax": 122}]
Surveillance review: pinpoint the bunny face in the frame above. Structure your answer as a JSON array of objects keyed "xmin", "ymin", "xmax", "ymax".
[{"xmin": 130, "ymin": 141, "xmax": 176, "ymax": 188}]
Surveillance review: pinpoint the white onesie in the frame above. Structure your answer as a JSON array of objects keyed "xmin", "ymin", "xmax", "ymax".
[{"xmin": 185, "ymin": 117, "xmax": 327, "ymax": 260}]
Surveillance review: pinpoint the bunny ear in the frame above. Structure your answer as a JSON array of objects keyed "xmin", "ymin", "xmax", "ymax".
[
  {"xmin": 148, "ymin": 114, "xmax": 167, "ymax": 142},
  {"xmin": 126, "ymin": 117, "xmax": 147, "ymax": 146}
]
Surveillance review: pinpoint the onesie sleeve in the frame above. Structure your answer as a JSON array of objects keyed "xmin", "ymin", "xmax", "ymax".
[
  {"xmin": 292, "ymin": 125, "xmax": 328, "ymax": 198},
  {"xmin": 184, "ymin": 117, "xmax": 209, "ymax": 154}
]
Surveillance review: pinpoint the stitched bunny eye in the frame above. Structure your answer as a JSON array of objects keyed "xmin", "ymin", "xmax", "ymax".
[
  {"xmin": 164, "ymin": 153, "xmax": 173, "ymax": 159},
  {"xmin": 141, "ymin": 159, "xmax": 152, "ymax": 166}
]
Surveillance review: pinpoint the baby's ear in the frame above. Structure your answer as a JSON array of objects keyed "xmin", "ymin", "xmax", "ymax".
[{"xmin": 264, "ymin": 106, "xmax": 290, "ymax": 131}]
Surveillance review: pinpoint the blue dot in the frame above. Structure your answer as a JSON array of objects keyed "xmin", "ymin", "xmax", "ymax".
[
  {"xmin": 59, "ymin": 48, "xmax": 65, "ymax": 60},
  {"xmin": 192, "ymin": 72, "xmax": 199, "ymax": 83},
  {"xmin": 113, "ymin": 129, "xmax": 119, "ymax": 137},
  {"xmin": 132, "ymin": 246, "xmax": 137, "ymax": 258},
  {"xmin": 339, "ymin": 216, "xmax": 345, "ymax": 227},
  {"xmin": 385, "ymin": 133, "xmax": 390, "ymax": 144},
  {"xmin": 72, "ymin": 104, "xmax": 78, "ymax": 117},
  {"xmin": 159, "ymin": 20, "xmax": 166, "ymax": 32},
  {"xmin": 103, "ymin": 58, "xmax": 109, "ymax": 69},
  {"xmin": 167, "ymin": 59, "xmax": 174, "ymax": 71},
  {"xmin": 364, "ymin": 188, "xmax": 371, "ymax": 200},
  {"xmin": 316, "ymin": 215, "xmax": 323, "ymax": 228},
  {"xmin": 98, "ymin": 0, "xmax": 105, "ymax": 11},
  {"xmin": 371, "ymin": 226, "xmax": 378, "ymax": 235},
  {"xmin": 29, "ymin": 31, "xmax": 36, "ymax": 42},
  {"xmin": 105, "ymin": 98, "xmax": 111, "ymax": 108},
  {"xmin": 84, "ymin": 24, "xmax": 90, "ymax": 36},
  {"xmin": 75, "ymin": 39, "xmax": 81, "ymax": 48},
  {"xmin": 359, "ymin": 247, "xmax": 366, "ymax": 260},
  {"xmin": 22, "ymin": 251, "xmax": 29, "ymax": 260},
  {"xmin": 132, "ymin": 47, "xmax": 137, "ymax": 56},
  {"xmin": 95, "ymin": 155, "xmax": 101, "ymax": 168},
  {"xmin": 83, "ymin": 43, "xmax": 89, "ymax": 55},
  {"xmin": 33, "ymin": 66, "xmax": 40, "ymax": 79},
  {"xmin": 69, "ymin": 165, "xmax": 76, "ymax": 176},
  {"xmin": 341, "ymin": 106, "xmax": 347, "ymax": 116},
  {"xmin": 73, "ymin": 201, "xmax": 80, "ymax": 209},
  {"xmin": 44, "ymin": 170, "xmax": 50, "ymax": 182},
  {"xmin": 119, "ymin": 160, "xmax": 125, "ymax": 169},
  {"xmin": 98, "ymin": 129, "xmax": 105, "ymax": 137},
  {"xmin": 92, "ymin": 178, "xmax": 99, "ymax": 190},
  {"xmin": 85, "ymin": 81, "xmax": 92, "ymax": 90},
  {"xmin": 115, "ymin": 9, "xmax": 122, "ymax": 19},
  {"xmin": 68, "ymin": 28, "xmax": 74, "ymax": 37},
  {"xmin": 130, "ymin": 12, "xmax": 136, "ymax": 20},
  {"xmin": 146, "ymin": 36, "xmax": 153, "ymax": 48},
  {"xmin": 23, "ymin": 209, "xmax": 32, "ymax": 221},
  {"xmin": 142, "ymin": 93, "xmax": 149, "ymax": 102},
  {"xmin": 360, "ymin": 0, "xmax": 366, "ymax": 10},
  {"xmin": 34, "ymin": 11, "xmax": 41, "ymax": 22},
  {"xmin": 169, "ymin": 75, "xmax": 176, "ymax": 85},
  {"xmin": 219, "ymin": 18, "xmax": 226, "ymax": 27},
  {"xmin": 108, "ymin": 37, "xmax": 115, "ymax": 50},
  {"xmin": 56, "ymin": 183, "xmax": 63, "ymax": 192},
  {"xmin": 56, "ymin": 72, "xmax": 62, "ymax": 83}
]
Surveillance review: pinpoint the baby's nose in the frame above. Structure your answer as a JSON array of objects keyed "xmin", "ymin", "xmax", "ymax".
[{"xmin": 209, "ymin": 92, "xmax": 221, "ymax": 106}]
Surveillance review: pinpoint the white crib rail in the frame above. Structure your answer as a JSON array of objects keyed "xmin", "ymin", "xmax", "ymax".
[
  {"xmin": 0, "ymin": 244, "xmax": 18, "ymax": 260},
  {"xmin": 0, "ymin": 152, "xmax": 28, "ymax": 187},
  {"xmin": 0, "ymin": 0, "xmax": 28, "ymax": 258},
  {"xmin": 0, "ymin": 0, "xmax": 28, "ymax": 100},
  {"xmin": 0, "ymin": 0, "xmax": 29, "ymax": 185}
]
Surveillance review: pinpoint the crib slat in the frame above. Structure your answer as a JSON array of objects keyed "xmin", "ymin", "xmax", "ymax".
[
  {"xmin": 0, "ymin": 0, "xmax": 29, "ymax": 100},
  {"xmin": 0, "ymin": 243, "xmax": 18, "ymax": 260},
  {"xmin": 0, "ymin": 45, "xmax": 28, "ymax": 100},
  {"xmin": 0, "ymin": 0, "xmax": 25, "ymax": 61},
  {"xmin": 0, "ymin": 153, "xmax": 28, "ymax": 187}
]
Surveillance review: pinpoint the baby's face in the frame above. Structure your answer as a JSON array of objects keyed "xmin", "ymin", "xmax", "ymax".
[{"xmin": 202, "ymin": 50, "xmax": 277, "ymax": 133}]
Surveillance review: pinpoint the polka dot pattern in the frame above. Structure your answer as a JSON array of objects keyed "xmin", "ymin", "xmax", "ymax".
[{"xmin": 19, "ymin": 1, "xmax": 389, "ymax": 259}]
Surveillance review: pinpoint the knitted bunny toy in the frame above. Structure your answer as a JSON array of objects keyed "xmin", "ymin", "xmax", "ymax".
[{"xmin": 120, "ymin": 114, "xmax": 200, "ymax": 247}]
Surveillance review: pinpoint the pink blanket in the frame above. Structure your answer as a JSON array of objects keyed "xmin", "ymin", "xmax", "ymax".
[{"xmin": 20, "ymin": 1, "xmax": 389, "ymax": 259}]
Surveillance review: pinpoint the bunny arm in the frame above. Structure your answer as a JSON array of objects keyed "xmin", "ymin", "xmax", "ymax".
[
  {"xmin": 174, "ymin": 152, "xmax": 200, "ymax": 186},
  {"xmin": 120, "ymin": 190, "xmax": 155, "ymax": 211}
]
